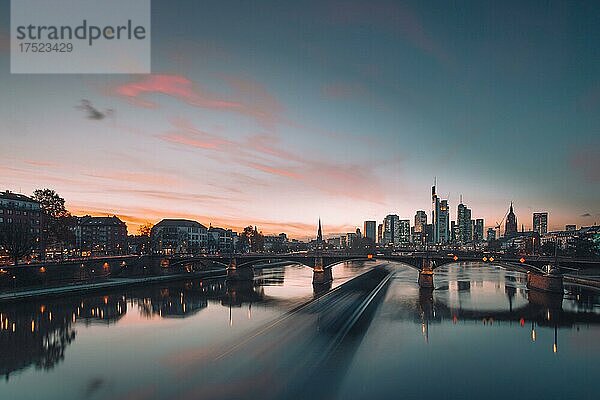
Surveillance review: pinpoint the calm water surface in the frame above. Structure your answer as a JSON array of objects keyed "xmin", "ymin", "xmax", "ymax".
[{"xmin": 1, "ymin": 261, "xmax": 598, "ymax": 399}]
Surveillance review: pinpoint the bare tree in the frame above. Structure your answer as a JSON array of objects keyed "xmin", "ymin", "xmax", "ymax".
[{"xmin": 0, "ymin": 222, "xmax": 36, "ymax": 265}]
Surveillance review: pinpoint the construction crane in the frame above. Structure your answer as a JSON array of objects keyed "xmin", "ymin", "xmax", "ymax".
[{"xmin": 495, "ymin": 203, "xmax": 512, "ymax": 238}]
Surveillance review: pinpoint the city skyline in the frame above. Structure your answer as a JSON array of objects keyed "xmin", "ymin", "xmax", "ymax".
[{"xmin": 1, "ymin": 1, "xmax": 599, "ymax": 237}]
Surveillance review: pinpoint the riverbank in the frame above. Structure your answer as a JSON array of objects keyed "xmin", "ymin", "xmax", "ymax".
[
  {"xmin": 0, "ymin": 260, "xmax": 302, "ymax": 303},
  {"xmin": 0, "ymin": 268, "xmax": 227, "ymax": 303}
]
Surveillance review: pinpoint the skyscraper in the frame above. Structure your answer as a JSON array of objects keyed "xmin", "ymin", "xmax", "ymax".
[
  {"xmin": 383, "ymin": 214, "xmax": 401, "ymax": 246},
  {"xmin": 414, "ymin": 211, "xmax": 427, "ymax": 233},
  {"xmin": 432, "ymin": 182, "xmax": 450, "ymax": 244},
  {"xmin": 399, "ymin": 219, "xmax": 411, "ymax": 245},
  {"xmin": 474, "ymin": 219, "xmax": 484, "ymax": 242},
  {"xmin": 457, "ymin": 202, "xmax": 472, "ymax": 243},
  {"xmin": 431, "ymin": 183, "xmax": 440, "ymax": 243},
  {"xmin": 533, "ymin": 212, "xmax": 548, "ymax": 235},
  {"xmin": 364, "ymin": 221, "xmax": 376, "ymax": 243},
  {"xmin": 451, "ymin": 220, "xmax": 458, "ymax": 243},
  {"xmin": 438, "ymin": 199, "xmax": 450, "ymax": 244},
  {"xmin": 505, "ymin": 202, "xmax": 518, "ymax": 237},
  {"xmin": 487, "ymin": 228, "xmax": 496, "ymax": 241}
]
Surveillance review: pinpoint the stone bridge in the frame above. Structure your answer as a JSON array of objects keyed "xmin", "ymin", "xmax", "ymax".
[{"xmin": 160, "ymin": 252, "xmax": 599, "ymax": 293}]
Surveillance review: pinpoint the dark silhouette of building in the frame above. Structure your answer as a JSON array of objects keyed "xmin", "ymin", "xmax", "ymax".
[
  {"xmin": 0, "ymin": 190, "xmax": 44, "ymax": 260},
  {"xmin": 317, "ymin": 218, "xmax": 323, "ymax": 242},
  {"xmin": 75, "ymin": 215, "xmax": 127, "ymax": 256},
  {"xmin": 505, "ymin": 202, "xmax": 518, "ymax": 238},
  {"xmin": 364, "ymin": 221, "xmax": 376, "ymax": 243},
  {"xmin": 151, "ymin": 219, "xmax": 207, "ymax": 255},
  {"xmin": 533, "ymin": 212, "xmax": 548, "ymax": 235}
]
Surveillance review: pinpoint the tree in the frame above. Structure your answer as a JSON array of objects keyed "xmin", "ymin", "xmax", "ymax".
[
  {"xmin": 251, "ymin": 227, "xmax": 265, "ymax": 252},
  {"xmin": 32, "ymin": 189, "xmax": 76, "ymax": 257},
  {"xmin": 238, "ymin": 226, "xmax": 265, "ymax": 253},
  {"xmin": 138, "ymin": 222, "xmax": 153, "ymax": 237},
  {"xmin": 133, "ymin": 223, "xmax": 154, "ymax": 255},
  {"xmin": 0, "ymin": 222, "xmax": 35, "ymax": 265}
]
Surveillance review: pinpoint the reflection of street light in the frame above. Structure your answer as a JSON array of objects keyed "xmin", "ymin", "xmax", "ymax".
[{"xmin": 553, "ymin": 325, "xmax": 558, "ymax": 353}]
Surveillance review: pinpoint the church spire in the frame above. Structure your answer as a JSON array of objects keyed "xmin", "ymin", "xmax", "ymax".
[{"xmin": 317, "ymin": 218, "xmax": 323, "ymax": 242}]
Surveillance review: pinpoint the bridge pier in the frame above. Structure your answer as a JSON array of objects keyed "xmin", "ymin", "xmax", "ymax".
[
  {"xmin": 313, "ymin": 256, "xmax": 324, "ymax": 272},
  {"xmin": 312, "ymin": 267, "xmax": 332, "ymax": 285},
  {"xmin": 226, "ymin": 258, "xmax": 254, "ymax": 281},
  {"xmin": 418, "ymin": 258, "xmax": 435, "ymax": 288}
]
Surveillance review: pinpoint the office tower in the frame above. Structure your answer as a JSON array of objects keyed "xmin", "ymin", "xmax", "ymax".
[
  {"xmin": 487, "ymin": 228, "xmax": 496, "ymax": 241},
  {"xmin": 377, "ymin": 223, "xmax": 384, "ymax": 244},
  {"xmin": 474, "ymin": 219, "xmax": 484, "ymax": 242},
  {"xmin": 451, "ymin": 221, "xmax": 458, "ymax": 243},
  {"xmin": 399, "ymin": 220, "xmax": 411, "ymax": 245},
  {"xmin": 414, "ymin": 211, "xmax": 427, "ymax": 233},
  {"xmin": 533, "ymin": 212, "xmax": 548, "ymax": 235},
  {"xmin": 425, "ymin": 224, "xmax": 434, "ymax": 244},
  {"xmin": 505, "ymin": 202, "xmax": 518, "ymax": 237},
  {"xmin": 364, "ymin": 221, "xmax": 376, "ymax": 243},
  {"xmin": 431, "ymin": 183, "xmax": 440, "ymax": 243},
  {"xmin": 383, "ymin": 214, "xmax": 401, "ymax": 246},
  {"xmin": 457, "ymin": 202, "xmax": 472, "ymax": 243},
  {"xmin": 346, "ymin": 232, "xmax": 357, "ymax": 248},
  {"xmin": 438, "ymin": 199, "xmax": 450, "ymax": 244},
  {"xmin": 432, "ymin": 182, "xmax": 450, "ymax": 244}
]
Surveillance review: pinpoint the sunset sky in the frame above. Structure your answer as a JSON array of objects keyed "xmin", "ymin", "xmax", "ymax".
[{"xmin": 1, "ymin": 0, "xmax": 599, "ymax": 238}]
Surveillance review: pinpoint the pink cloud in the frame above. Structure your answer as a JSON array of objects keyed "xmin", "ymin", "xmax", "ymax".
[
  {"xmin": 115, "ymin": 74, "xmax": 284, "ymax": 128},
  {"xmin": 241, "ymin": 161, "xmax": 303, "ymax": 179},
  {"xmin": 158, "ymin": 118, "xmax": 386, "ymax": 203}
]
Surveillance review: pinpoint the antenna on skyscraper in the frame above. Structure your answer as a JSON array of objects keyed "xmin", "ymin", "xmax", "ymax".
[{"xmin": 460, "ymin": 194, "xmax": 463, "ymax": 204}]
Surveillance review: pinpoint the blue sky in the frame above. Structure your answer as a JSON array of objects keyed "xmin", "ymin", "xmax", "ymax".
[{"xmin": 0, "ymin": 0, "xmax": 599, "ymax": 237}]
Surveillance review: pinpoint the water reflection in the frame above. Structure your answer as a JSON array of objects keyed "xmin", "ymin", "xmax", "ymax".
[
  {"xmin": 0, "ymin": 262, "xmax": 376, "ymax": 382},
  {"xmin": 1, "ymin": 262, "xmax": 599, "ymax": 400},
  {"xmin": 0, "ymin": 294, "xmax": 126, "ymax": 380}
]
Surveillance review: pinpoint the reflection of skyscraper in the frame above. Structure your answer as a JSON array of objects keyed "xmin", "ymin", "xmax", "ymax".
[
  {"xmin": 533, "ymin": 212, "xmax": 548, "ymax": 235},
  {"xmin": 364, "ymin": 221, "xmax": 376, "ymax": 243},
  {"xmin": 505, "ymin": 202, "xmax": 518, "ymax": 237}
]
